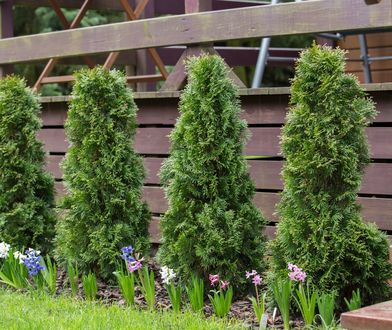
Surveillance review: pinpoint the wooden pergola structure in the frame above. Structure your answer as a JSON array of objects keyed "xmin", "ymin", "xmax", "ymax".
[{"xmin": 0, "ymin": 0, "xmax": 391, "ymax": 90}]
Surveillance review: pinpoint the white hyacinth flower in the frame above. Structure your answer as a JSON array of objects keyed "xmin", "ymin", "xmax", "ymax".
[
  {"xmin": 13, "ymin": 251, "xmax": 26, "ymax": 264},
  {"xmin": 0, "ymin": 242, "xmax": 10, "ymax": 259},
  {"xmin": 160, "ymin": 266, "xmax": 176, "ymax": 285}
]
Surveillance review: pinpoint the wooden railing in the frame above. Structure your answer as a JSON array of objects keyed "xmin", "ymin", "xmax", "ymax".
[{"xmin": 0, "ymin": 0, "xmax": 391, "ymax": 89}]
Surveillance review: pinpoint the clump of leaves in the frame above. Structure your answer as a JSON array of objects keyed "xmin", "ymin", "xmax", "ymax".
[
  {"xmin": 158, "ymin": 54, "xmax": 266, "ymax": 291},
  {"xmin": 55, "ymin": 67, "xmax": 150, "ymax": 280},
  {"xmin": 270, "ymin": 44, "xmax": 392, "ymax": 308},
  {"xmin": 0, "ymin": 76, "xmax": 56, "ymax": 254}
]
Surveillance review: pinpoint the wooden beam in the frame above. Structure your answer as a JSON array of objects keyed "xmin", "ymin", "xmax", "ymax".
[
  {"xmin": 0, "ymin": 0, "xmax": 13, "ymax": 77},
  {"xmin": 12, "ymin": 0, "xmax": 268, "ymax": 12},
  {"xmin": 1, "ymin": 0, "xmax": 392, "ymax": 64}
]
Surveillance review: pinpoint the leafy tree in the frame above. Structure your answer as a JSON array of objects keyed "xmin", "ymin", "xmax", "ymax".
[
  {"xmin": 55, "ymin": 67, "xmax": 150, "ymax": 279},
  {"xmin": 0, "ymin": 76, "xmax": 56, "ymax": 253},
  {"xmin": 270, "ymin": 45, "xmax": 392, "ymax": 307},
  {"xmin": 158, "ymin": 55, "xmax": 267, "ymax": 290}
]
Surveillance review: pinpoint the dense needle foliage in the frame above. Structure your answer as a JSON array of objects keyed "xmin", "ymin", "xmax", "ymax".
[
  {"xmin": 0, "ymin": 76, "xmax": 56, "ymax": 253},
  {"xmin": 56, "ymin": 68, "xmax": 150, "ymax": 279},
  {"xmin": 158, "ymin": 55, "xmax": 266, "ymax": 290},
  {"xmin": 270, "ymin": 45, "xmax": 392, "ymax": 306}
]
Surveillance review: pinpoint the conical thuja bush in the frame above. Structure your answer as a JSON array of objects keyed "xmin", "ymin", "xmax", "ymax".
[
  {"xmin": 270, "ymin": 45, "xmax": 391, "ymax": 306},
  {"xmin": 56, "ymin": 68, "xmax": 150, "ymax": 279},
  {"xmin": 0, "ymin": 76, "xmax": 56, "ymax": 253},
  {"xmin": 158, "ymin": 55, "xmax": 267, "ymax": 290}
]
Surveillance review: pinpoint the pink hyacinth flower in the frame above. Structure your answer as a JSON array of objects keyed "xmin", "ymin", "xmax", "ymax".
[
  {"xmin": 252, "ymin": 274, "xmax": 262, "ymax": 286},
  {"xmin": 220, "ymin": 280, "xmax": 230, "ymax": 290},
  {"xmin": 287, "ymin": 263, "xmax": 307, "ymax": 282},
  {"xmin": 128, "ymin": 259, "xmax": 143, "ymax": 273},
  {"xmin": 246, "ymin": 270, "xmax": 257, "ymax": 279},
  {"xmin": 209, "ymin": 274, "xmax": 220, "ymax": 287}
]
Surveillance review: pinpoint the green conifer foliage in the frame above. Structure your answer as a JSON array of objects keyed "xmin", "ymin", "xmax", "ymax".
[
  {"xmin": 0, "ymin": 76, "xmax": 56, "ymax": 253},
  {"xmin": 158, "ymin": 55, "xmax": 266, "ymax": 289},
  {"xmin": 270, "ymin": 45, "xmax": 391, "ymax": 306},
  {"xmin": 55, "ymin": 68, "xmax": 150, "ymax": 279}
]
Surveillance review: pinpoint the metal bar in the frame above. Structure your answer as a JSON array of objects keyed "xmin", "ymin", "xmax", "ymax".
[
  {"xmin": 368, "ymin": 56, "xmax": 392, "ymax": 61},
  {"xmin": 358, "ymin": 34, "xmax": 372, "ymax": 83},
  {"xmin": 252, "ymin": 0, "xmax": 279, "ymax": 88}
]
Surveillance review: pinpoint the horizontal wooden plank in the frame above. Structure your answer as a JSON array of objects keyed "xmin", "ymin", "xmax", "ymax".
[
  {"xmin": 2, "ymin": 0, "xmax": 391, "ymax": 64},
  {"xmin": 12, "ymin": 0, "xmax": 267, "ymax": 13},
  {"xmin": 350, "ymin": 70, "xmax": 392, "ymax": 84},
  {"xmin": 338, "ymin": 32, "xmax": 392, "ymax": 50},
  {"xmin": 39, "ymin": 90, "xmax": 392, "ymax": 130},
  {"xmin": 54, "ymin": 183, "xmax": 392, "ymax": 231},
  {"xmin": 341, "ymin": 300, "xmax": 392, "ymax": 330},
  {"xmin": 345, "ymin": 46, "xmax": 392, "ymax": 72},
  {"xmin": 48, "ymin": 156, "xmax": 392, "ymax": 196},
  {"xmin": 38, "ymin": 126, "xmax": 392, "ymax": 159}
]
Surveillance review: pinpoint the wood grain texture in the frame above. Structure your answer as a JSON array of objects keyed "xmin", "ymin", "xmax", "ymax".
[
  {"xmin": 47, "ymin": 155, "xmax": 392, "ymax": 196},
  {"xmin": 38, "ymin": 126, "xmax": 392, "ymax": 159},
  {"xmin": 341, "ymin": 300, "xmax": 392, "ymax": 330},
  {"xmin": 2, "ymin": 0, "xmax": 392, "ymax": 64},
  {"xmin": 53, "ymin": 182, "xmax": 392, "ymax": 231}
]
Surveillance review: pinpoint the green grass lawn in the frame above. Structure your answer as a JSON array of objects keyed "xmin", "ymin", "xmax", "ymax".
[{"xmin": 0, "ymin": 289, "xmax": 246, "ymax": 330}]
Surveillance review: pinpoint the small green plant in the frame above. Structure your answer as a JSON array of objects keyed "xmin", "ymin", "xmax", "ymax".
[
  {"xmin": 82, "ymin": 272, "xmax": 98, "ymax": 300},
  {"xmin": 272, "ymin": 277, "xmax": 291, "ymax": 330},
  {"xmin": 344, "ymin": 289, "xmax": 362, "ymax": 311},
  {"xmin": 137, "ymin": 266, "xmax": 155, "ymax": 310},
  {"xmin": 208, "ymin": 275, "xmax": 233, "ymax": 318},
  {"xmin": 295, "ymin": 282, "xmax": 317, "ymax": 327},
  {"xmin": 0, "ymin": 247, "xmax": 28, "ymax": 289},
  {"xmin": 40, "ymin": 256, "xmax": 57, "ymax": 295},
  {"xmin": 317, "ymin": 291, "xmax": 336, "ymax": 329},
  {"xmin": 67, "ymin": 262, "xmax": 79, "ymax": 297},
  {"xmin": 246, "ymin": 271, "xmax": 266, "ymax": 327},
  {"xmin": 160, "ymin": 266, "xmax": 181, "ymax": 313},
  {"xmin": 186, "ymin": 275, "xmax": 205, "ymax": 313},
  {"xmin": 114, "ymin": 269, "xmax": 135, "ymax": 306}
]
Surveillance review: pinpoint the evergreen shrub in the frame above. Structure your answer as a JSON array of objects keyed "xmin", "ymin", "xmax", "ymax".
[
  {"xmin": 0, "ymin": 76, "xmax": 56, "ymax": 253},
  {"xmin": 270, "ymin": 45, "xmax": 392, "ymax": 306},
  {"xmin": 158, "ymin": 55, "xmax": 267, "ymax": 290},
  {"xmin": 55, "ymin": 68, "xmax": 150, "ymax": 279}
]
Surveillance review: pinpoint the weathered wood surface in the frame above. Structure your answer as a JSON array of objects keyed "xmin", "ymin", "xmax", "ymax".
[
  {"xmin": 53, "ymin": 182, "xmax": 392, "ymax": 232},
  {"xmin": 1, "ymin": 0, "xmax": 392, "ymax": 64},
  {"xmin": 339, "ymin": 32, "xmax": 392, "ymax": 83},
  {"xmin": 340, "ymin": 300, "xmax": 392, "ymax": 330},
  {"xmin": 42, "ymin": 87, "xmax": 392, "ymax": 241},
  {"xmin": 46, "ymin": 155, "xmax": 392, "ymax": 197},
  {"xmin": 12, "ymin": 0, "xmax": 268, "ymax": 12},
  {"xmin": 37, "ymin": 126, "xmax": 392, "ymax": 159}
]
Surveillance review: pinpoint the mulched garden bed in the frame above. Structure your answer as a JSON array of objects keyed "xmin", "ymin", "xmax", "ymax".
[{"xmin": 55, "ymin": 260, "xmax": 304, "ymax": 329}]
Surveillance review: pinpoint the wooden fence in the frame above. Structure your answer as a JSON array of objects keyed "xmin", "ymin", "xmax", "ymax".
[{"xmin": 39, "ymin": 85, "xmax": 392, "ymax": 243}]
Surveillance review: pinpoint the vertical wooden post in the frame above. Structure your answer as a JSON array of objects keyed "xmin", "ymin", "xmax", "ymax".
[
  {"xmin": 0, "ymin": 0, "xmax": 13, "ymax": 78},
  {"xmin": 136, "ymin": 0, "xmax": 156, "ymax": 91},
  {"xmin": 160, "ymin": 0, "xmax": 245, "ymax": 91},
  {"xmin": 185, "ymin": 0, "xmax": 212, "ymax": 13}
]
